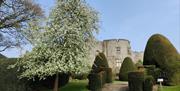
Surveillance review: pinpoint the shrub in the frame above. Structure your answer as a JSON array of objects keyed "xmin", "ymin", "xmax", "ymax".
[
  {"xmin": 119, "ymin": 57, "xmax": 136, "ymax": 81},
  {"xmin": 143, "ymin": 76, "xmax": 154, "ymax": 91},
  {"xmin": 100, "ymin": 67, "xmax": 113, "ymax": 83},
  {"xmin": 144, "ymin": 65, "xmax": 161, "ymax": 83},
  {"xmin": 143, "ymin": 34, "xmax": 180, "ymax": 85},
  {"xmin": 128, "ymin": 71, "xmax": 145, "ymax": 91},
  {"xmin": 71, "ymin": 73, "xmax": 88, "ymax": 80},
  {"xmin": 29, "ymin": 73, "xmax": 70, "ymax": 89},
  {"xmin": 135, "ymin": 60, "xmax": 143, "ymax": 68},
  {"xmin": 92, "ymin": 52, "xmax": 109, "ymax": 73},
  {"xmin": 0, "ymin": 58, "xmax": 32, "ymax": 91},
  {"xmin": 88, "ymin": 71, "xmax": 106, "ymax": 91}
]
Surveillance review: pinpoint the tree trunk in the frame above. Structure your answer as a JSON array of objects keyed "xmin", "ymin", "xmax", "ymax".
[{"xmin": 53, "ymin": 73, "xmax": 59, "ymax": 91}]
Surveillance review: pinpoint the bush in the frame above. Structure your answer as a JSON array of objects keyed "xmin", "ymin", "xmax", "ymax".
[
  {"xmin": 92, "ymin": 52, "xmax": 109, "ymax": 73},
  {"xmin": 143, "ymin": 34, "xmax": 180, "ymax": 85},
  {"xmin": 144, "ymin": 65, "xmax": 161, "ymax": 83},
  {"xmin": 71, "ymin": 73, "xmax": 88, "ymax": 80},
  {"xmin": 29, "ymin": 73, "xmax": 70, "ymax": 89},
  {"xmin": 88, "ymin": 71, "xmax": 106, "ymax": 91},
  {"xmin": 135, "ymin": 60, "xmax": 143, "ymax": 68},
  {"xmin": 0, "ymin": 58, "xmax": 32, "ymax": 91},
  {"xmin": 143, "ymin": 76, "xmax": 154, "ymax": 91},
  {"xmin": 0, "ymin": 58, "xmax": 70, "ymax": 91},
  {"xmin": 100, "ymin": 67, "xmax": 113, "ymax": 83},
  {"xmin": 128, "ymin": 71, "xmax": 145, "ymax": 91},
  {"xmin": 119, "ymin": 57, "xmax": 136, "ymax": 81}
]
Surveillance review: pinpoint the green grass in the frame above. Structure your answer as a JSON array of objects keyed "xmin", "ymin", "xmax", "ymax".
[
  {"xmin": 59, "ymin": 80, "xmax": 88, "ymax": 91},
  {"xmin": 113, "ymin": 80, "xmax": 128, "ymax": 84},
  {"xmin": 159, "ymin": 85, "xmax": 180, "ymax": 91}
]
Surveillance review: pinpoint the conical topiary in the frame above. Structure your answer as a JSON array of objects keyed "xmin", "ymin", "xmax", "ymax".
[
  {"xmin": 119, "ymin": 57, "xmax": 136, "ymax": 81},
  {"xmin": 92, "ymin": 52, "xmax": 109, "ymax": 72},
  {"xmin": 143, "ymin": 34, "xmax": 180, "ymax": 85}
]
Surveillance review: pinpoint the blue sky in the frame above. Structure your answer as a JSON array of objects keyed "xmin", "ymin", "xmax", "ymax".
[{"xmin": 2, "ymin": 0, "xmax": 180, "ymax": 57}]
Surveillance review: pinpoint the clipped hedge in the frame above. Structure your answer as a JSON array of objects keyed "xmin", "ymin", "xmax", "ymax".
[
  {"xmin": 128, "ymin": 71, "xmax": 145, "ymax": 91},
  {"xmin": 31, "ymin": 73, "xmax": 70, "ymax": 89},
  {"xmin": 0, "ymin": 58, "xmax": 32, "ymax": 91},
  {"xmin": 71, "ymin": 73, "xmax": 88, "ymax": 80},
  {"xmin": 88, "ymin": 71, "xmax": 106, "ymax": 91},
  {"xmin": 143, "ymin": 76, "xmax": 154, "ymax": 91},
  {"xmin": 0, "ymin": 58, "xmax": 70, "ymax": 91},
  {"xmin": 100, "ymin": 67, "xmax": 113, "ymax": 83},
  {"xmin": 119, "ymin": 57, "xmax": 136, "ymax": 81},
  {"xmin": 88, "ymin": 52, "xmax": 112, "ymax": 91},
  {"xmin": 143, "ymin": 34, "xmax": 180, "ymax": 85}
]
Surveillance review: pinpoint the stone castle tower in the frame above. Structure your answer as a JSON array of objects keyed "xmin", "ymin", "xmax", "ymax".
[{"xmin": 89, "ymin": 39, "xmax": 143, "ymax": 73}]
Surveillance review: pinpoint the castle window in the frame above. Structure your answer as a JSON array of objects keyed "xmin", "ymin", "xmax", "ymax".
[
  {"xmin": 116, "ymin": 59, "xmax": 121, "ymax": 67},
  {"xmin": 116, "ymin": 47, "xmax": 121, "ymax": 54}
]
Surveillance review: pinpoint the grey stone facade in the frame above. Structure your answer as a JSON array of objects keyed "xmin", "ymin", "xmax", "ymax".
[{"xmin": 89, "ymin": 39, "xmax": 143, "ymax": 73}]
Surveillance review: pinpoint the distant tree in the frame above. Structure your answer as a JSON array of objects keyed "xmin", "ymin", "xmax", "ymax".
[
  {"xmin": 0, "ymin": 0, "xmax": 43, "ymax": 52},
  {"xmin": 12, "ymin": 0, "xmax": 99, "ymax": 91}
]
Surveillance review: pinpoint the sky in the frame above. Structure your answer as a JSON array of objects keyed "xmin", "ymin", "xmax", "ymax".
[{"xmin": 1, "ymin": 0, "xmax": 180, "ymax": 57}]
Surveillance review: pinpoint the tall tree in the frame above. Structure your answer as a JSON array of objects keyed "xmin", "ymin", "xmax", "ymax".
[
  {"xmin": 12, "ymin": 0, "xmax": 99, "ymax": 91},
  {"xmin": 0, "ymin": 0, "xmax": 43, "ymax": 52}
]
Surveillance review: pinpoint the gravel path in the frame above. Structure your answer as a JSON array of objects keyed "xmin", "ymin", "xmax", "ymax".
[
  {"xmin": 101, "ymin": 82, "xmax": 128, "ymax": 91},
  {"xmin": 101, "ymin": 82, "xmax": 158, "ymax": 91}
]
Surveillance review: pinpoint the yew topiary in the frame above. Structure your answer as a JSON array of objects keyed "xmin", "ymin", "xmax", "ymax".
[
  {"xmin": 143, "ymin": 34, "xmax": 180, "ymax": 85},
  {"xmin": 119, "ymin": 57, "xmax": 136, "ymax": 81},
  {"xmin": 92, "ymin": 52, "xmax": 109, "ymax": 73}
]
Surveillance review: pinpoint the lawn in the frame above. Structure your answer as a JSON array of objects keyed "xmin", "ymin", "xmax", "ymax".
[
  {"xmin": 159, "ymin": 85, "xmax": 180, "ymax": 91},
  {"xmin": 59, "ymin": 80, "xmax": 88, "ymax": 91}
]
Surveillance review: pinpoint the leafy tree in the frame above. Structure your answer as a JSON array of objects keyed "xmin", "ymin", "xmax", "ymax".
[
  {"xmin": 12, "ymin": 0, "xmax": 99, "ymax": 91},
  {"xmin": 0, "ymin": 0, "xmax": 43, "ymax": 51}
]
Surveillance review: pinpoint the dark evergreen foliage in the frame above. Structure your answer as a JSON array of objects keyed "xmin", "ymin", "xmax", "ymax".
[
  {"xmin": 143, "ymin": 76, "xmax": 154, "ymax": 91},
  {"xmin": 128, "ymin": 71, "xmax": 145, "ymax": 91},
  {"xmin": 119, "ymin": 57, "xmax": 136, "ymax": 81},
  {"xmin": 92, "ymin": 52, "xmax": 109, "ymax": 73},
  {"xmin": 88, "ymin": 71, "xmax": 106, "ymax": 91},
  {"xmin": 143, "ymin": 34, "xmax": 180, "ymax": 85},
  {"xmin": 0, "ymin": 59, "xmax": 32, "ymax": 91}
]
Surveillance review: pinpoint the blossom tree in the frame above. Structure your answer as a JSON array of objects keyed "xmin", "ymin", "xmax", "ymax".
[{"xmin": 13, "ymin": 0, "xmax": 99, "ymax": 91}]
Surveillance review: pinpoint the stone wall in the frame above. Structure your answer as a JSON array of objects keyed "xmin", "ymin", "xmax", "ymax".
[{"xmin": 89, "ymin": 39, "xmax": 144, "ymax": 74}]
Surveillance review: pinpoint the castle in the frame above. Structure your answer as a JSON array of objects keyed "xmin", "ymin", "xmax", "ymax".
[{"xmin": 89, "ymin": 39, "xmax": 144, "ymax": 73}]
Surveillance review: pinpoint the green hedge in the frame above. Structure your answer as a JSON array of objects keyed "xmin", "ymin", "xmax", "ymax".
[
  {"xmin": 88, "ymin": 71, "xmax": 106, "ymax": 91},
  {"xmin": 30, "ymin": 73, "xmax": 70, "ymax": 89},
  {"xmin": 71, "ymin": 73, "xmax": 88, "ymax": 80},
  {"xmin": 100, "ymin": 67, "xmax": 112, "ymax": 83},
  {"xmin": 143, "ymin": 76, "xmax": 154, "ymax": 91},
  {"xmin": 119, "ymin": 57, "xmax": 136, "ymax": 81},
  {"xmin": 128, "ymin": 71, "xmax": 145, "ymax": 91},
  {"xmin": 0, "ymin": 58, "xmax": 32, "ymax": 91},
  {"xmin": 0, "ymin": 58, "xmax": 70, "ymax": 91}
]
